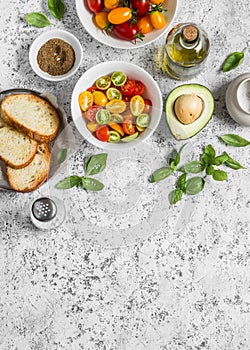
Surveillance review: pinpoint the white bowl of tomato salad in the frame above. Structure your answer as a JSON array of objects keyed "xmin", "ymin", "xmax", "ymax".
[
  {"xmin": 71, "ymin": 61, "xmax": 163, "ymax": 150},
  {"xmin": 75, "ymin": 0, "xmax": 178, "ymax": 49}
]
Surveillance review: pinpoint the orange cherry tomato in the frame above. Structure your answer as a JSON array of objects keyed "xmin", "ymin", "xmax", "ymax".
[
  {"xmin": 137, "ymin": 15, "xmax": 154, "ymax": 34},
  {"xmin": 108, "ymin": 7, "xmax": 132, "ymax": 25},
  {"xmin": 150, "ymin": 11, "xmax": 166, "ymax": 29},
  {"xmin": 94, "ymin": 11, "xmax": 109, "ymax": 29},
  {"xmin": 109, "ymin": 122, "xmax": 124, "ymax": 136},
  {"xmin": 92, "ymin": 91, "xmax": 108, "ymax": 106},
  {"xmin": 149, "ymin": 0, "xmax": 164, "ymax": 4},
  {"xmin": 79, "ymin": 91, "xmax": 93, "ymax": 112},
  {"xmin": 104, "ymin": 0, "xmax": 119, "ymax": 10}
]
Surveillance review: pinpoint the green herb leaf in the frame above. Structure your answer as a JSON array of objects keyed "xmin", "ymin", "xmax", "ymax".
[
  {"xmin": 25, "ymin": 12, "xmax": 51, "ymax": 28},
  {"xmin": 224, "ymin": 154, "xmax": 245, "ymax": 170},
  {"xmin": 173, "ymin": 143, "xmax": 187, "ymax": 166},
  {"xmin": 181, "ymin": 160, "xmax": 205, "ymax": 174},
  {"xmin": 149, "ymin": 167, "xmax": 174, "ymax": 183},
  {"xmin": 185, "ymin": 177, "xmax": 205, "ymax": 195},
  {"xmin": 56, "ymin": 175, "xmax": 81, "ymax": 189},
  {"xmin": 57, "ymin": 148, "xmax": 68, "ymax": 164},
  {"xmin": 85, "ymin": 153, "xmax": 108, "ymax": 176},
  {"xmin": 82, "ymin": 177, "xmax": 104, "ymax": 191},
  {"xmin": 48, "ymin": 0, "xmax": 65, "ymax": 20},
  {"xmin": 220, "ymin": 134, "xmax": 250, "ymax": 147},
  {"xmin": 212, "ymin": 169, "xmax": 228, "ymax": 181},
  {"xmin": 204, "ymin": 144, "xmax": 216, "ymax": 159},
  {"xmin": 169, "ymin": 188, "xmax": 183, "ymax": 205},
  {"xmin": 206, "ymin": 164, "xmax": 215, "ymax": 175},
  {"xmin": 222, "ymin": 51, "xmax": 245, "ymax": 72},
  {"xmin": 213, "ymin": 152, "xmax": 229, "ymax": 166},
  {"xmin": 176, "ymin": 173, "xmax": 187, "ymax": 192}
]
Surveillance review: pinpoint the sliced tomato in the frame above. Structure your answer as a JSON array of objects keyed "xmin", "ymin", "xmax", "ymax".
[
  {"xmin": 87, "ymin": 86, "xmax": 98, "ymax": 93},
  {"xmin": 106, "ymin": 99, "xmax": 127, "ymax": 114},
  {"xmin": 79, "ymin": 91, "xmax": 93, "ymax": 112},
  {"xmin": 92, "ymin": 90, "xmax": 108, "ymax": 106},
  {"xmin": 123, "ymin": 118, "xmax": 136, "ymax": 135},
  {"xmin": 86, "ymin": 122, "xmax": 99, "ymax": 132},
  {"xmin": 96, "ymin": 125, "xmax": 109, "ymax": 142},
  {"xmin": 133, "ymin": 81, "xmax": 145, "ymax": 95},
  {"xmin": 143, "ymin": 99, "xmax": 152, "ymax": 113},
  {"xmin": 120, "ymin": 79, "xmax": 136, "ymax": 96},
  {"xmin": 109, "ymin": 122, "xmax": 124, "ymax": 136},
  {"xmin": 84, "ymin": 105, "xmax": 101, "ymax": 122},
  {"xmin": 130, "ymin": 95, "xmax": 145, "ymax": 116}
]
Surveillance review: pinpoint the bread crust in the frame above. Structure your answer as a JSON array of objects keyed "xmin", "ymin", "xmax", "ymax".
[
  {"xmin": 1, "ymin": 94, "xmax": 60, "ymax": 142},
  {"xmin": 6, "ymin": 143, "xmax": 51, "ymax": 192}
]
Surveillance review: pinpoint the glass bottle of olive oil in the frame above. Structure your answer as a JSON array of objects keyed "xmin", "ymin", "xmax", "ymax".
[{"xmin": 162, "ymin": 23, "xmax": 210, "ymax": 80}]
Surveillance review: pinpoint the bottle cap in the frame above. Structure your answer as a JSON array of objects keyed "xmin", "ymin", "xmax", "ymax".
[{"xmin": 182, "ymin": 25, "xmax": 199, "ymax": 43}]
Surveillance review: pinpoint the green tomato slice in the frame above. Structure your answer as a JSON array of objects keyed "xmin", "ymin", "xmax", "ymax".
[
  {"xmin": 106, "ymin": 87, "xmax": 122, "ymax": 100},
  {"xmin": 121, "ymin": 132, "xmax": 139, "ymax": 143},
  {"xmin": 95, "ymin": 75, "xmax": 111, "ymax": 90},
  {"xmin": 108, "ymin": 130, "xmax": 121, "ymax": 143},
  {"xmin": 111, "ymin": 71, "xmax": 127, "ymax": 86},
  {"xmin": 136, "ymin": 113, "xmax": 150, "ymax": 128},
  {"xmin": 95, "ymin": 109, "xmax": 111, "ymax": 125},
  {"xmin": 110, "ymin": 113, "xmax": 123, "ymax": 123}
]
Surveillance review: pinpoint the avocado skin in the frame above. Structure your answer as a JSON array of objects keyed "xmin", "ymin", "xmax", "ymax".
[{"xmin": 165, "ymin": 84, "xmax": 214, "ymax": 140}]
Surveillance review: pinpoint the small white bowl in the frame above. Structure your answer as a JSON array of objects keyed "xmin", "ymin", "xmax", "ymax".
[
  {"xmin": 225, "ymin": 73, "xmax": 250, "ymax": 126},
  {"xmin": 75, "ymin": 0, "xmax": 178, "ymax": 50},
  {"xmin": 29, "ymin": 29, "xmax": 83, "ymax": 82},
  {"xmin": 71, "ymin": 61, "xmax": 163, "ymax": 150}
]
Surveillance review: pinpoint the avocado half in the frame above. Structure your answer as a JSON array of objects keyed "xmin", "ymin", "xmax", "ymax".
[{"xmin": 166, "ymin": 84, "xmax": 214, "ymax": 140}]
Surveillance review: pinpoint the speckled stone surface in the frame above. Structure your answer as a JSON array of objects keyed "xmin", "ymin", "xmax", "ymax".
[{"xmin": 0, "ymin": 0, "xmax": 250, "ymax": 349}]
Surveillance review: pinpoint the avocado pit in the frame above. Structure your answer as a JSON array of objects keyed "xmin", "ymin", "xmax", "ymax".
[{"xmin": 174, "ymin": 94, "xmax": 203, "ymax": 124}]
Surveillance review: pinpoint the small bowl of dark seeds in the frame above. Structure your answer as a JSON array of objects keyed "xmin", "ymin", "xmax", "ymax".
[{"xmin": 29, "ymin": 29, "xmax": 83, "ymax": 81}]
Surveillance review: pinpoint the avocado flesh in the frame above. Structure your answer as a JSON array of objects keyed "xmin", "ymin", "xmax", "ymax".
[{"xmin": 166, "ymin": 84, "xmax": 214, "ymax": 140}]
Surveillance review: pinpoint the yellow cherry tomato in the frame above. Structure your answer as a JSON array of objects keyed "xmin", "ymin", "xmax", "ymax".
[
  {"xmin": 92, "ymin": 91, "xmax": 108, "ymax": 106},
  {"xmin": 137, "ymin": 15, "xmax": 154, "ymax": 34},
  {"xmin": 130, "ymin": 95, "xmax": 145, "ymax": 116},
  {"xmin": 104, "ymin": 0, "xmax": 119, "ymax": 10},
  {"xmin": 106, "ymin": 99, "xmax": 127, "ymax": 114},
  {"xmin": 94, "ymin": 12, "xmax": 109, "ymax": 30},
  {"xmin": 86, "ymin": 122, "xmax": 99, "ymax": 132},
  {"xmin": 150, "ymin": 11, "xmax": 166, "ymax": 29},
  {"xmin": 108, "ymin": 7, "xmax": 132, "ymax": 25},
  {"xmin": 150, "ymin": 0, "xmax": 164, "ymax": 4},
  {"xmin": 78, "ymin": 91, "xmax": 93, "ymax": 112}
]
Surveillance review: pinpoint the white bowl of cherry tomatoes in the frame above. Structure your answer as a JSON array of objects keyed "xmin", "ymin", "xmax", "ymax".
[
  {"xmin": 75, "ymin": 0, "xmax": 178, "ymax": 49},
  {"xmin": 71, "ymin": 61, "xmax": 163, "ymax": 150}
]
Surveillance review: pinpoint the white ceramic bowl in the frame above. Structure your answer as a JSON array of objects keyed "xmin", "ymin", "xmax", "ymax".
[
  {"xmin": 225, "ymin": 73, "xmax": 250, "ymax": 126},
  {"xmin": 71, "ymin": 61, "xmax": 163, "ymax": 150},
  {"xmin": 29, "ymin": 29, "xmax": 83, "ymax": 82},
  {"xmin": 75, "ymin": 0, "xmax": 178, "ymax": 49}
]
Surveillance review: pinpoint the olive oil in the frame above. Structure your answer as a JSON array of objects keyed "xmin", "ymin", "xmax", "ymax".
[{"xmin": 162, "ymin": 23, "xmax": 210, "ymax": 80}]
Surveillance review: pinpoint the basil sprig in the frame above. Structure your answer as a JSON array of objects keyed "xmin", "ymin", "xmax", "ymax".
[
  {"xmin": 222, "ymin": 50, "xmax": 245, "ymax": 72},
  {"xmin": 48, "ymin": 0, "xmax": 65, "ymax": 21},
  {"xmin": 219, "ymin": 134, "xmax": 250, "ymax": 147},
  {"xmin": 56, "ymin": 153, "xmax": 107, "ymax": 191},
  {"xmin": 25, "ymin": 13, "xmax": 51, "ymax": 28}
]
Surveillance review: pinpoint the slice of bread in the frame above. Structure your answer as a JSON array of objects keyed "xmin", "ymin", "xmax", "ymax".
[
  {"xmin": 6, "ymin": 143, "xmax": 51, "ymax": 192},
  {"xmin": 0, "ymin": 121, "xmax": 38, "ymax": 169},
  {"xmin": 1, "ymin": 94, "xmax": 60, "ymax": 142}
]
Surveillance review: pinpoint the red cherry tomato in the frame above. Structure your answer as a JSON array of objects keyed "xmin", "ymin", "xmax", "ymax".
[
  {"xmin": 131, "ymin": 0, "xmax": 150, "ymax": 16},
  {"xmin": 87, "ymin": 86, "xmax": 98, "ymax": 93},
  {"xmin": 143, "ymin": 99, "xmax": 152, "ymax": 113},
  {"xmin": 123, "ymin": 119, "xmax": 136, "ymax": 135},
  {"xmin": 134, "ymin": 81, "xmax": 145, "ymax": 95},
  {"xmin": 112, "ymin": 21, "xmax": 140, "ymax": 41},
  {"xmin": 84, "ymin": 105, "xmax": 101, "ymax": 122},
  {"xmin": 96, "ymin": 125, "xmax": 109, "ymax": 142},
  {"xmin": 120, "ymin": 79, "xmax": 136, "ymax": 96},
  {"xmin": 86, "ymin": 0, "xmax": 104, "ymax": 13}
]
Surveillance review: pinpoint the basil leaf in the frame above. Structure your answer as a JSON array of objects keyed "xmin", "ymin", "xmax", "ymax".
[
  {"xmin": 204, "ymin": 144, "xmax": 216, "ymax": 159},
  {"xmin": 149, "ymin": 167, "xmax": 174, "ymax": 183},
  {"xmin": 224, "ymin": 154, "xmax": 245, "ymax": 170},
  {"xmin": 25, "ymin": 12, "xmax": 51, "ymax": 28},
  {"xmin": 212, "ymin": 169, "xmax": 228, "ymax": 181},
  {"xmin": 220, "ymin": 134, "xmax": 250, "ymax": 147},
  {"xmin": 206, "ymin": 164, "xmax": 214, "ymax": 175},
  {"xmin": 176, "ymin": 173, "xmax": 187, "ymax": 192},
  {"xmin": 169, "ymin": 189, "xmax": 183, "ymax": 205},
  {"xmin": 173, "ymin": 143, "xmax": 187, "ymax": 166},
  {"xmin": 85, "ymin": 153, "xmax": 108, "ymax": 176},
  {"xmin": 182, "ymin": 161, "xmax": 205, "ymax": 174},
  {"xmin": 57, "ymin": 148, "xmax": 68, "ymax": 164},
  {"xmin": 48, "ymin": 0, "xmax": 65, "ymax": 20},
  {"xmin": 222, "ymin": 51, "xmax": 245, "ymax": 72},
  {"xmin": 213, "ymin": 152, "xmax": 229, "ymax": 166},
  {"xmin": 185, "ymin": 177, "xmax": 205, "ymax": 195},
  {"xmin": 82, "ymin": 177, "xmax": 104, "ymax": 191},
  {"xmin": 201, "ymin": 153, "xmax": 210, "ymax": 166},
  {"xmin": 56, "ymin": 175, "xmax": 81, "ymax": 189}
]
